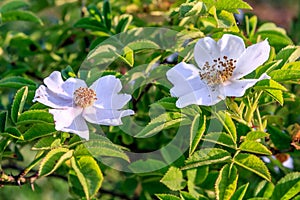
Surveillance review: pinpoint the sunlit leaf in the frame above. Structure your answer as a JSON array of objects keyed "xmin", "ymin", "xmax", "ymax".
[
  {"xmin": 17, "ymin": 110, "xmax": 54, "ymax": 125},
  {"xmin": 69, "ymin": 156, "xmax": 103, "ymax": 199},
  {"xmin": 234, "ymin": 153, "xmax": 271, "ymax": 181},
  {"xmin": 135, "ymin": 112, "xmax": 190, "ymax": 138},
  {"xmin": 245, "ymin": 131, "xmax": 269, "ymax": 141},
  {"xmin": 84, "ymin": 139, "xmax": 130, "ymax": 162},
  {"xmin": 160, "ymin": 166, "xmax": 186, "ymax": 191},
  {"xmin": 189, "ymin": 114, "xmax": 206, "ymax": 156},
  {"xmin": 202, "ymin": 132, "xmax": 236, "ymax": 149},
  {"xmin": 183, "ymin": 148, "xmax": 231, "ymax": 170},
  {"xmin": 215, "ymin": 164, "xmax": 238, "ymax": 200},
  {"xmin": 39, "ymin": 148, "xmax": 73, "ymax": 177},
  {"xmin": 11, "ymin": 86, "xmax": 28, "ymax": 124},
  {"xmin": 231, "ymin": 183, "xmax": 249, "ymax": 200},
  {"xmin": 272, "ymin": 172, "xmax": 300, "ymax": 200},
  {"xmin": 239, "ymin": 141, "xmax": 272, "ymax": 155}
]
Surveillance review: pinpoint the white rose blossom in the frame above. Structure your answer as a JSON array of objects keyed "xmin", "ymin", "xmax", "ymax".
[
  {"xmin": 167, "ymin": 34, "xmax": 271, "ymax": 108},
  {"xmin": 33, "ymin": 71, "xmax": 134, "ymax": 140}
]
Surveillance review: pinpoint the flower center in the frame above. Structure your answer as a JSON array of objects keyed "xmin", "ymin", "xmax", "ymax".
[
  {"xmin": 73, "ymin": 87, "xmax": 97, "ymax": 108},
  {"xmin": 199, "ymin": 56, "xmax": 237, "ymax": 85}
]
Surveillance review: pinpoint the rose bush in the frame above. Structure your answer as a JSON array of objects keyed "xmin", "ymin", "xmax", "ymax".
[{"xmin": 0, "ymin": 0, "xmax": 299, "ymax": 199}]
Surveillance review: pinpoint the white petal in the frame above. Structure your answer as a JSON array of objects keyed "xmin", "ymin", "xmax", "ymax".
[
  {"xmin": 90, "ymin": 75, "xmax": 130, "ymax": 109},
  {"xmin": 33, "ymin": 85, "xmax": 73, "ymax": 108},
  {"xmin": 194, "ymin": 37, "xmax": 220, "ymax": 68},
  {"xmin": 49, "ymin": 107, "xmax": 89, "ymax": 140},
  {"xmin": 233, "ymin": 40, "xmax": 270, "ymax": 79},
  {"xmin": 42, "ymin": 71, "xmax": 87, "ymax": 99},
  {"xmin": 82, "ymin": 106, "xmax": 134, "ymax": 126},
  {"xmin": 62, "ymin": 78, "xmax": 87, "ymax": 97},
  {"xmin": 224, "ymin": 73, "xmax": 270, "ymax": 97},
  {"xmin": 166, "ymin": 62, "xmax": 206, "ymax": 97},
  {"xmin": 175, "ymin": 86, "xmax": 224, "ymax": 108},
  {"xmin": 43, "ymin": 71, "xmax": 65, "ymax": 94},
  {"xmin": 217, "ymin": 34, "xmax": 245, "ymax": 59},
  {"xmin": 49, "ymin": 107, "xmax": 83, "ymax": 130}
]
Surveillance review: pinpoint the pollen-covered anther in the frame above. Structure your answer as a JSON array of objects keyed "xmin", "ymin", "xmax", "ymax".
[
  {"xmin": 73, "ymin": 87, "xmax": 97, "ymax": 108},
  {"xmin": 199, "ymin": 56, "xmax": 237, "ymax": 85}
]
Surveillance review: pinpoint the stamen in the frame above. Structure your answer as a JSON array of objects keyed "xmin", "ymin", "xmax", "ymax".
[
  {"xmin": 199, "ymin": 55, "xmax": 237, "ymax": 85},
  {"xmin": 73, "ymin": 87, "xmax": 97, "ymax": 108}
]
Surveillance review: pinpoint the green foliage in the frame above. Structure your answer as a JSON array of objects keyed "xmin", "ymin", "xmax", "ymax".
[
  {"xmin": 234, "ymin": 154, "xmax": 271, "ymax": 181},
  {"xmin": 0, "ymin": 0, "xmax": 299, "ymax": 199},
  {"xmin": 215, "ymin": 164, "xmax": 238, "ymax": 200},
  {"xmin": 160, "ymin": 166, "xmax": 186, "ymax": 191},
  {"xmin": 272, "ymin": 172, "xmax": 300, "ymax": 200}
]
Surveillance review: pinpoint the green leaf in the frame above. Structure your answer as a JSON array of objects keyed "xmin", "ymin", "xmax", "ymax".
[
  {"xmin": 272, "ymin": 172, "xmax": 300, "ymax": 200},
  {"xmin": 156, "ymin": 194, "xmax": 181, "ymax": 200},
  {"xmin": 281, "ymin": 61, "xmax": 300, "ymax": 70},
  {"xmin": 215, "ymin": 164, "xmax": 238, "ymax": 200},
  {"xmin": 215, "ymin": 111, "xmax": 237, "ymax": 144},
  {"xmin": 179, "ymin": 2, "xmax": 206, "ymax": 17},
  {"xmin": 135, "ymin": 112, "xmax": 190, "ymax": 138},
  {"xmin": 269, "ymin": 69, "xmax": 300, "ymax": 82},
  {"xmin": 264, "ymin": 89, "xmax": 284, "ymax": 105},
  {"xmin": 0, "ymin": 0, "xmax": 29, "ymax": 12},
  {"xmin": 115, "ymin": 46, "xmax": 134, "ymax": 67},
  {"xmin": 180, "ymin": 191, "xmax": 198, "ymax": 200},
  {"xmin": 32, "ymin": 137, "xmax": 60, "ymax": 150},
  {"xmin": 182, "ymin": 148, "xmax": 231, "ymax": 170},
  {"xmin": 115, "ymin": 14, "xmax": 132, "ymax": 34},
  {"xmin": 231, "ymin": 183, "xmax": 249, "ymax": 200},
  {"xmin": 234, "ymin": 153, "xmax": 271, "ymax": 181},
  {"xmin": 160, "ymin": 166, "xmax": 186, "ymax": 191},
  {"xmin": 276, "ymin": 45, "xmax": 300, "ymax": 68},
  {"xmin": 187, "ymin": 166, "xmax": 209, "ymax": 185},
  {"xmin": 152, "ymin": 97, "xmax": 179, "ymax": 111},
  {"xmin": 39, "ymin": 148, "xmax": 73, "ymax": 177},
  {"xmin": 214, "ymin": 0, "xmax": 252, "ymax": 13},
  {"xmin": 126, "ymin": 40, "xmax": 160, "ymax": 51},
  {"xmin": 189, "ymin": 114, "xmax": 206, "ymax": 156},
  {"xmin": 102, "ymin": 0, "xmax": 111, "ymax": 30},
  {"xmin": 254, "ymin": 180, "xmax": 274, "ymax": 198},
  {"xmin": 202, "ymin": 132, "xmax": 236, "ymax": 149},
  {"xmin": 255, "ymin": 60, "xmax": 282, "ymax": 78},
  {"xmin": 11, "ymin": 86, "xmax": 28, "ymax": 124},
  {"xmin": 245, "ymin": 131, "xmax": 269, "ymax": 141},
  {"xmin": 0, "ymin": 76, "xmax": 36, "ymax": 90},
  {"xmin": 69, "ymin": 156, "xmax": 103, "ymax": 199},
  {"xmin": 256, "ymin": 24, "xmax": 293, "ymax": 51},
  {"xmin": 239, "ymin": 141, "xmax": 272, "ymax": 155},
  {"xmin": 254, "ymin": 79, "xmax": 287, "ymax": 91},
  {"xmin": 3, "ymin": 127, "xmax": 23, "ymax": 140},
  {"xmin": 128, "ymin": 159, "xmax": 166, "ymax": 173},
  {"xmin": 23, "ymin": 123, "xmax": 56, "ymax": 141},
  {"xmin": 1, "ymin": 10, "xmax": 43, "ymax": 25},
  {"xmin": 267, "ymin": 125, "xmax": 291, "ymax": 150},
  {"xmin": 87, "ymin": 4, "xmax": 103, "ymax": 22},
  {"xmin": 73, "ymin": 17, "xmax": 107, "ymax": 32},
  {"xmin": 0, "ymin": 111, "xmax": 7, "ymax": 133},
  {"xmin": 17, "ymin": 110, "xmax": 54, "ymax": 124},
  {"xmin": 84, "ymin": 139, "xmax": 130, "ymax": 162}
]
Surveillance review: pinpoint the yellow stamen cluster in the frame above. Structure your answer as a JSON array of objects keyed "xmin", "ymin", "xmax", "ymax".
[
  {"xmin": 73, "ymin": 87, "xmax": 97, "ymax": 108},
  {"xmin": 199, "ymin": 56, "xmax": 237, "ymax": 85}
]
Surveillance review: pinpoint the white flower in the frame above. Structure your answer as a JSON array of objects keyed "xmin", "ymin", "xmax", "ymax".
[
  {"xmin": 167, "ymin": 34, "xmax": 271, "ymax": 108},
  {"xmin": 33, "ymin": 71, "xmax": 134, "ymax": 140}
]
